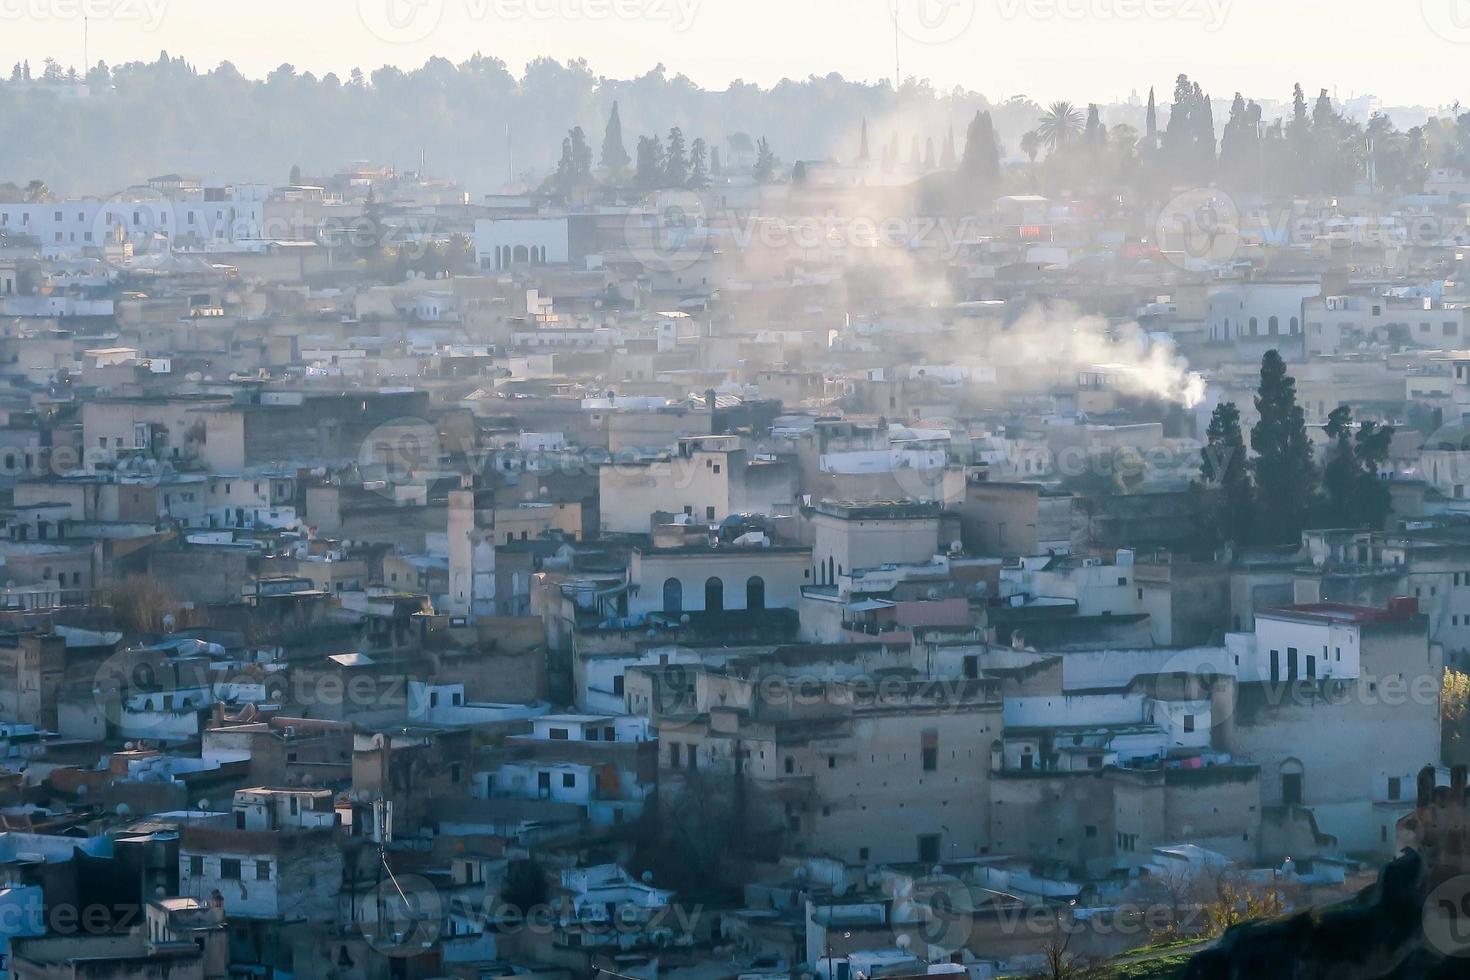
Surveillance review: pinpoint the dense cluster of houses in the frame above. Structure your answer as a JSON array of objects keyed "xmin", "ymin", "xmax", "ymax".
[{"xmin": 0, "ymin": 156, "xmax": 1468, "ymax": 978}]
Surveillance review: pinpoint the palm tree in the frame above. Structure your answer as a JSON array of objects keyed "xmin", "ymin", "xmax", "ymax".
[
  {"xmin": 21, "ymin": 180, "xmax": 50, "ymax": 203},
  {"xmin": 1036, "ymin": 102, "xmax": 1083, "ymax": 152},
  {"xmin": 1021, "ymin": 131, "xmax": 1041, "ymax": 189}
]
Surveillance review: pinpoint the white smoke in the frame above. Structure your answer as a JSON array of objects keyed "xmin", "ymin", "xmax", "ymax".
[{"xmin": 984, "ymin": 305, "xmax": 1207, "ymax": 409}]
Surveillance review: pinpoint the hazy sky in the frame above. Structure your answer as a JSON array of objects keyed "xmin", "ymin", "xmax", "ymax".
[{"xmin": 3, "ymin": 0, "xmax": 1466, "ymax": 108}]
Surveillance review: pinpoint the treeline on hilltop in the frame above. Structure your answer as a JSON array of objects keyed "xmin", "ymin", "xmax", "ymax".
[{"xmin": 0, "ymin": 54, "xmax": 1464, "ymax": 199}]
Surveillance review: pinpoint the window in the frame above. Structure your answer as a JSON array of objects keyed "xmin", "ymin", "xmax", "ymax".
[
  {"xmin": 705, "ymin": 577, "xmax": 725, "ymax": 612},
  {"xmin": 669, "ymin": 743, "xmax": 681, "ymax": 767},
  {"xmin": 549, "ymin": 728, "xmax": 569, "ymax": 740},
  {"xmin": 1389, "ymin": 776, "xmax": 1402, "ymax": 801},
  {"xmin": 612, "ymin": 674, "xmax": 625, "ymax": 696},
  {"xmin": 921, "ymin": 730, "xmax": 938, "ymax": 772},
  {"xmin": 784, "ymin": 756, "xmax": 795, "ymax": 774},
  {"xmin": 746, "ymin": 576, "xmax": 766, "ymax": 611},
  {"xmin": 1183, "ymin": 714, "xmax": 1195, "ymax": 733},
  {"xmin": 220, "ymin": 859, "xmax": 242, "ymax": 880},
  {"xmin": 828, "ymin": 755, "xmax": 836, "ymax": 769},
  {"xmin": 917, "ymin": 834, "xmax": 941, "ymax": 864},
  {"xmin": 562, "ymin": 773, "xmax": 575, "ymax": 788},
  {"xmin": 662, "ymin": 578, "xmax": 683, "ymax": 614},
  {"xmin": 256, "ymin": 860, "xmax": 272, "ymax": 881},
  {"xmin": 188, "ymin": 855, "xmax": 202, "ymax": 877}
]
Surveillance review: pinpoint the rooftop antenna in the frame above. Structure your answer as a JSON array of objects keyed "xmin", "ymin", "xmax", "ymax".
[{"xmin": 83, "ymin": 16, "xmax": 88, "ymax": 76}]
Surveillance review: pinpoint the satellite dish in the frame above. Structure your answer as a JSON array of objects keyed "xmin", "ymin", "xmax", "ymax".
[
  {"xmin": 641, "ymin": 871, "xmax": 653, "ymax": 883},
  {"xmin": 115, "ymin": 803, "xmax": 131, "ymax": 817},
  {"xmin": 197, "ymin": 799, "xmax": 210, "ymax": 811},
  {"xmin": 895, "ymin": 935, "xmax": 911, "ymax": 950},
  {"xmin": 124, "ymin": 742, "xmax": 136, "ymax": 750}
]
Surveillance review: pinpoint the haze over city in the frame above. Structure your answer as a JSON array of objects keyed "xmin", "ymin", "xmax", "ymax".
[{"xmin": 5, "ymin": 2, "xmax": 1470, "ymax": 979}]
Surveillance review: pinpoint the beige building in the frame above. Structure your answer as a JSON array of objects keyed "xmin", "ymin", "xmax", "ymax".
[
  {"xmin": 599, "ymin": 435, "xmax": 796, "ymax": 534},
  {"xmin": 810, "ymin": 500, "xmax": 942, "ymax": 587},
  {"xmin": 638, "ymin": 661, "xmax": 1003, "ymax": 865},
  {"xmin": 629, "ymin": 543, "xmax": 812, "ymax": 619}
]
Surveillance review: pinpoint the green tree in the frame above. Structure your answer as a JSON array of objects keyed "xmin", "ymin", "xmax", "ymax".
[
  {"xmin": 553, "ymin": 125, "xmax": 593, "ymax": 196},
  {"xmin": 727, "ymin": 131, "xmax": 755, "ymax": 169},
  {"xmin": 753, "ymin": 136, "xmax": 777, "ymax": 183},
  {"xmin": 688, "ymin": 137, "xmax": 709, "ymax": 188},
  {"xmin": 635, "ymin": 134, "xmax": 664, "ymax": 190},
  {"xmin": 962, "ymin": 110, "xmax": 1001, "ymax": 184},
  {"xmin": 664, "ymin": 126, "xmax": 689, "ymax": 186},
  {"xmin": 1036, "ymin": 101, "xmax": 1083, "ymax": 151},
  {"xmin": 1251, "ymin": 350, "xmax": 1317, "ymax": 544},
  {"xmin": 499, "ymin": 858, "xmax": 548, "ymax": 915},
  {"xmin": 1200, "ymin": 401, "xmax": 1253, "ymax": 546},
  {"xmin": 600, "ymin": 101, "xmax": 631, "ymax": 177},
  {"xmin": 1321, "ymin": 405, "xmax": 1360, "ymax": 524},
  {"xmin": 1321, "ymin": 405, "xmax": 1394, "ymax": 529}
]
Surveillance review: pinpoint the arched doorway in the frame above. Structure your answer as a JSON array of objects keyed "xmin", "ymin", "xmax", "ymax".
[
  {"xmin": 746, "ymin": 576, "xmax": 766, "ymax": 611},
  {"xmin": 704, "ymin": 577, "xmax": 725, "ymax": 612},
  {"xmin": 662, "ymin": 578, "xmax": 683, "ymax": 614}
]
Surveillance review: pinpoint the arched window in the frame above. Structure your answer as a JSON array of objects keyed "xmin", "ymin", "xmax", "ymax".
[
  {"xmin": 746, "ymin": 576, "xmax": 766, "ymax": 611},
  {"xmin": 1249, "ymin": 317, "xmax": 1259, "ymax": 335},
  {"xmin": 827, "ymin": 556, "xmax": 835, "ymax": 584},
  {"xmin": 1268, "ymin": 315, "xmax": 1280, "ymax": 335},
  {"xmin": 513, "ymin": 244, "xmax": 530, "ymax": 264},
  {"xmin": 704, "ymin": 577, "xmax": 725, "ymax": 612},
  {"xmin": 662, "ymin": 578, "xmax": 682, "ymax": 614},
  {"xmin": 1290, "ymin": 316, "xmax": 1300, "ymax": 334}
]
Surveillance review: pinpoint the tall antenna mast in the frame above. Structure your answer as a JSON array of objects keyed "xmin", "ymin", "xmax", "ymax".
[
  {"xmin": 83, "ymin": 17, "xmax": 88, "ymax": 75},
  {"xmin": 892, "ymin": 2, "xmax": 901, "ymax": 91}
]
